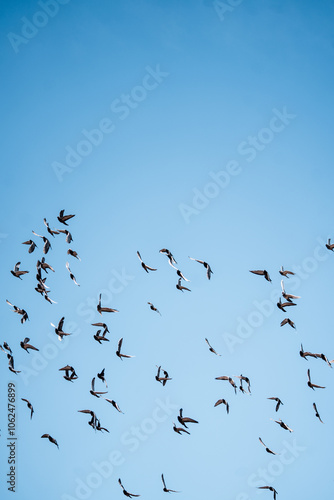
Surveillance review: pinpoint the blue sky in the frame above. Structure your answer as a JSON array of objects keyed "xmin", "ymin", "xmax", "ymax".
[{"xmin": 1, "ymin": 1, "xmax": 334, "ymax": 499}]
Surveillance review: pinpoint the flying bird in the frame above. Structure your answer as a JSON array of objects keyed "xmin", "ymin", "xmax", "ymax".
[
  {"xmin": 234, "ymin": 375, "xmax": 251, "ymax": 393},
  {"xmin": 137, "ymin": 251, "xmax": 157, "ymax": 273},
  {"xmin": 267, "ymin": 397, "xmax": 283, "ymax": 412},
  {"xmin": 6, "ymin": 300, "xmax": 29, "ymax": 323},
  {"xmin": 177, "ymin": 408, "xmax": 198, "ymax": 428},
  {"xmin": 67, "ymin": 249, "xmax": 81, "ymax": 260},
  {"xmin": 313, "ymin": 403, "xmax": 324, "ymax": 423},
  {"xmin": 93, "ymin": 328, "xmax": 110, "ymax": 344},
  {"xmin": 205, "ymin": 338, "xmax": 221, "ymax": 356},
  {"xmin": 32, "ymin": 231, "xmax": 51, "ymax": 254},
  {"xmin": 249, "ymin": 270, "xmax": 271, "ymax": 282},
  {"xmin": 92, "ymin": 322, "xmax": 109, "ymax": 332},
  {"xmin": 20, "ymin": 337, "xmax": 39, "ymax": 353},
  {"xmin": 279, "ymin": 266, "xmax": 294, "ymax": 277},
  {"xmin": 59, "ymin": 365, "xmax": 77, "ymax": 382},
  {"xmin": 271, "ymin": 418, "xmax": 293, "ymax": 432},
  {"xmin": 37, "ymin": 257, "xmax": 55, "ymax": 273},
  {"xmin": 11, "ymin": 262, "xmax": 29, "ymax": 279},
  {"xmin": 21, "ymin": 398, "xmax": 34, "ymax": 419},
  {"xmin": 118, "ymin": 478, "xmax": 140, "ymax": 498},
  {"xmin": 176, "ymin": 278, "xmax": 191, "ymax": 292},
  {"xmin": 105, "ymin": 399, "xmax": 124, "ymax": 413},
  {"xmin": 116, "ymin": 338, "xmax": 134, "ymax": 360},
  {"xmin": 259, "ymin": 437, "xmax": 278, "ymax": 455},
  {"xmin": 215, "ymin": 375, "xmax": 237, "ymax": 394},
  {"xmin": 176, "ymin": 269, "xmax": 190, "ymax": 281},
  {"xmin": 257, "ymin": 486, "xmax": 278, "ymax": 500},
  {"xmin": 189, "ymin": 257, "xmax": 213, "ymax": 279},
  {"xmin": 161, "ymin": 474, "xmax": 179, "ymax": 493},
  {"xmin": 22, "ymin": 239, "xmax": 37, "ymax": 253},
  {"xmin": 41, "ymin": 434, "xmax": 59, "ymax": 448},
  {"xmin": 159, "ymin": 248, "xmax": 177, "ymax": 266},
  {"xmin": 43, "ymin": 218, "xmax": 59, "ymax": 237},
  {"xmin": 66, "ymin": 262, "xmax": 80, "ymax": 286},
  {"xmin": 280, "ymin": 280, "xmax": 300, "ymax": 301},
  {"xmin": 51, "ymin": 317, "xmax": 71, "ymax": 341},
  {"xmin": 97, "ymin": 368, "xmax": 108, "ymax": 388},
  {"xmin": 214, "ymin": 399, "xmax": 229, "ymax": 413},
  {"xmin": 147, "ymin": 302, "xmax": 161, "ymax": 315},
  {"xmin": 307, "ymin": 369, "xmax": 325, "ymax": 390},
  {"xmin": 90, "ymin": 377, "xmax": 107, "ymax": 398},
  {"xmin": 7, "ymin": 354, "xmax": 21, "ymax": 374},
  {"xmin": 325, "ymin": 238, "xmax": 334, "ymax": 251},
  {"xmin": 97, "ymin": 293, "xmax": 118, "ymax": 314},
  {"xmin": 277, "ymin": 297, "xmax": 296, "ymax": 312},
  {"xmin": 155, "ymin": 366, "xmax": 172, "ymax": 385},
  {"xmin": 58, "ymin": 229, "xmax": 73, "ymax": 243},
  {"xmin": 57, "ymin": 209, "xmax": 75, "ymax": 226},
  {"xmin": 280, "ymin": 318, "xmax": 295, "ymax": 329},
  {"xmin": 173, "ymin": 423, "xmax": 190, "ymax": 435}
]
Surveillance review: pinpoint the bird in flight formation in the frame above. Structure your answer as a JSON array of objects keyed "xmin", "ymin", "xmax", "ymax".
[
  {"xmin": 118, "ymin": 478, "xmax": 140, "ymax": 498},
  {"xmin": 249, "ymin": 269, "xmax": 271, "ymax": 282},
  {"xmin": 257, "ymin": 486, "xmax": 278, "ymax": 500},
  {"xmin": 21, "ymin": 398, "xmax": 34, "ymax": 419},
  {"xmin": 161, "ymin": 474, "xmax": 179, "ymax": 493}
]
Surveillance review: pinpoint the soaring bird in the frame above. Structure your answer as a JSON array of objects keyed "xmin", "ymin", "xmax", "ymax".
[
  {"xmin": 214, "ymin": 399, "xmax": 229, "ymax": 413},
  {"xmin": 249, "ymin": 270, "xmax": 271, "ymax": 282},
  {"xmin": 267, "ymin": 397, "xmax": 283, "ymax": 412},
  {"xmin": 279, "ymin": 266, "xmax": 294, "ymax": 277},
  {"xmin": 97, "ymin": 368, "xmax": 108, "ymax": 388},
  {"xmin": 6, "ymin": 300, "xmax": 29, "ymax": 323},
  {"xmin": 93, "ymin": 329, "xmax": 110, "ymax": 344},
  {"xmin": 234, "ymin": 375, "xmax": 251, "ymax": 393},
  {"xmin": 173, "ymin": 423, "xmax": 190, "ymax": 435},
  {"xmin": 51, "ymin": 317, "xmax": 71, "ymax": 341},
  {"xmin": 189, "ymin": 257, "xmax": 213, "ymax": 280},
  {"xmin": 57, "ymin": 209, "xmax": 75, "ymax": 226},
  {"xmin": 299, "ymin": 344, "xmax": 318, "ymax": 360},
  {"xmin": 116, "ymin": 338, "xmax": 134, "ymax": 360},
  {"xmin": 137, "ymin": 251, "xmax": 157, "ymax": 273},
  {"xmin": 259, "ymin": 437, "xmax": 278, "ymax": 455},
  {"xmin": 257, "ymin": 486, "xmax": 278, "ymax": 500},
  {"xmin": 22, "ymin": 239, "xmax": 37, "ymax": 253},
  {"xmin": 161, "ymin": 474, "xmax": 179, "ymax": 493},
  {"xmin": 271, "ymin": 418, "xmax": 293, "ymax": 432},
  {"xmin": 277, "ymin": 297, "xmax": 296, "ymax": 312},
  {"xmin": 97, "ymin": 293, "xmax": 118, "ymax": 314},
  {"xmin": 20, "ymin": 337, "xmax": 39, "ymax": 353},
  {"xmin": 280, "ymin": 318, "xmax": 295, "ymax": 329},
  {"xmin": 7, "ymin": 354, "xmax": 21, "ymax": 374},
  {"xmin": 118, "ymin": 478, "xmax": 140, "ymax": 498},
  {"xmin": 176, "ymin": 278, "xmax": 191, "ymax": 292},
  {"xmin": 177, "ymin": 408, "xmax": 198, "ymax": 428},
  {"xmin": 105, "ymin": 399, "xmax": 124, "ymax": 413},
  {"xmin": 57, "ymin": 229, "xmax": 73, "ymax": 243},
  {"xmin": 155, "ymin": 366, "xmax": 172, "ymax": 385},
  {"xmin": 159, "ymin": 248, "xmax": 177, "ymax": 266},
  {"xmin": 147, "ymin": 302, "xmax": 161, "ymax": 315},
  {"xmin": 43, "ymin": 218, "xmax": 59, "ymax": 237},
  {"xmin": 280, "ymin": 280, "xmax": 300, "ymax": 301},
  {"xmin": 307, "ymin": 369, "xmax": 325, "ymax": 390},
  {"xmin": 21, "ymin": 398, "xmax": 34, "ymax": 419},
  {"xmin": 90, "ymin": 377, "xmax": 107, "ymax": 398},
  {"xmin": 38, "ymin": 257, "xmax": 55, "ymax": 273},
  {"xmin": 92, "ymin": 322, "xmax": 109, "ymax": 332},
  {"xmin": 59, "ymin": 365, "xmax": 78, "ymax": 382},
  {"xmin": 215, "ymin": 375, "xmax": 237, "ymax": 394},
  {"xmin": 313, "ymin": 403, "xmax": 324, "ymax": 423},
  {"xmin": 67, "ymin": 249, "xmax": 81, "ymax": 260},
  {"xmin": 41, "ymin": 434, "xmax": 59, "ymax": 448},
  {"xmin": 32, "ymin": 231, "xmax": 51, "ymax": 254},
  {"xmin": 66, "ymin": 262, "xmax": 80, "ymax": 286},
  {"xmin": 11, "ymin": 262, "xmax": 29, "ymax": 279},
  {"xmin": 0, "ymin": 342, "xmax": 12, "ymax": 354},
  {"xmin": 325, "ymin": 238, "xmax": 334, "ymax": 251},
  {"xmin": 205, "ymin": 338, "xmax": 221, "ymax": 356},
  {"xmin": 176, "ymin": 269, "xmax": 190, "ymax": 281}
]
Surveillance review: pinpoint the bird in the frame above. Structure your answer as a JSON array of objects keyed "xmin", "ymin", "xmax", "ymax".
[
  {"xmin": 249, "ymin": 270, "xmax": 271, "ymax": 282},
  {"xmin": 58, "ymin": 229, "xmax": 73, "ymax": 243},
  {"xmin": 325, "ymin": 238, "xmax": 334, "ymax": 251},
  {"xmin": 51, "ymin": 317, "xmax": 71, "ymax": 341},
  {"xmin": 37, "ymin": 257, "xmax": 55, "ymax": 273},
  {"xmin": 11, "ymin": 262, "xmax": 29, "ymax": 279},
  {"xmin": 215, "ymin": 375, "xmax": 237, "ymax": 394},
  {"xmin": 147, "ymin": 302, "xmax": 161, "ymax": 315},
  {"xmin": 91, "ymin": 322, "xmax": 109, "ymax": 332},
  {"xmin": 214, "ymin": 399, "xmax": 229, "ymax": 413},
  {"xmin": 234, "ymin": 375, "xmax": 251, "ymax": 393},
  {"xmin": 280, "ymin": 318, "xmax": 295, "ymax": 329},
  {"xmin": 97, "ymin": 293, "xmax": 118, "ymax": 314},
  {"xmin": 97, "ymin": 368, "xmax": 108, "ymax": 388},
  {"xmin": 78, "ymin": 410, "xmax": 97, "ymax": 429},
  {"xmin": 137, "ymin": 251, "xmax": 157, "ymax": 273},
  {"xmin": 41, "ymin": 434, "xmax": 59, "ymax": 448},
  {"xmin": 189, "ymin": 257, "xmax": 213, "ymax": 279},
  {"xmin": 95, "ymin": 419, "xmax": 109, "ymax": 433},
  {"xmin": 155, "ymin": 366, "xmax": 172, "ymax": 385},
  {"xmin": 90, "ymin": 377, "xmax": 108, "ymax": 398},
  {"xmin": 66, "ymin": 262, "xmax": 80, "ymax": 286},
  {"xmin": 176, "ymin": 278, "xmax": 191, "ymax": 292},
  {"xmin": 21, "ymin": 398, "xmax": 34, "ymax": 419},
  {"xmin": 57, "ymin": 209, "xmax": 75, "ymax": 226},
  {"xmin": 6, "ymin": 300, "xmax": 29, "ymax": 323},
  {"xmin": 22, "ymin": 239, "xmax": 37, "ymax": 253},
  {"xmin": 307, "ymin": 369, "xmax": 325, "ymax": 390},
  {"xmin": 313, "ymin": 403, "xmax": 324, "ymax": 423},
  {"xmin": 257, "ymin": 486, "xmax": 278, "ymax": 500},
  {"xmin": 205, "ymin": 338, "xmax": 221, "ymax": 356},
  {"xmin": 277, "ymin": 297, "xmax": 296, "ymax": 312},
  {"xmin": 67, "ymin": 249, "xmax": 81, "ymax": 260},
  {"xmin": 20, "ymin": 337, "xmax": 39, "ymax": 353},
  {"xmin": 279, "ymin": 266, "xmax": 294, "ymax": 277},
  {"xmin": 161, "ymin": 473, "xmax": 179, "ymax": 493},
  {"xmin": 159, "ymin": 248, "xmax": 177, "ymax": 266},
  {"xmin": 280, "ymin": 280, "xmax": 300, "ymax": 301},
  {"xmin": 118, "ymin": 478, "xmax": 140, "ymax": 498},
  {"xmin": 259, "ymin": 437, "xmax": 278, "ymax": 455},
  {"xmin": 7, "ymin": 354, "xmax": 21, "ymax": 374},
  {"xmin": 116, "ymin": 338, "xmax": 134, "ymax": 359},
  {"xmin": 173, "ymin": 423, "xmax": 190, "ymax": 435},
  {"xmin": 59, "ymin": 365, "xmax": 77, "ymax": 382},
  {"xmin": 176, "ymin": 269, "xmax": 190, "ymax": 281},
  {"xmin": 177, "ymin": 408, "xmax": 198, "ymax": 428},
  {"xmin": 0, "ymin": 342, "xmax": 12, "ymax": 354},
  {"xmin": 43, "ymin": 218, "xmax": 59, "ymax": 237},
  {"xmin": 271, "ymin": 418, "xmax": 293, "ymax": 432},
  {"xmin": 93, "ymin": 328, "xmax": 110, "ymax": 344},
  {"xmin": 105, "ymin": 399, "xmax": 124, "ymax": 413},
  {"xmin": 267, "ymin": 397, "xmax": 283, "ymax": 412},
  {"xmin": 32, "ymin": 231, "xmax": 52, "ymax": 254},
  {"xmin": 299, "ymin": 344, "xmax": 318, "ymax": 360}
]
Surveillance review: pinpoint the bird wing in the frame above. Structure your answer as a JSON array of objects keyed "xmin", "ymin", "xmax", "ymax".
[
  {"xmin": 117, "ymin": 338, "xmax": 123, "ymax": 352},
  {"xmin": 161, "ymin": 474, "xmax": 166, "ymax": 489}
]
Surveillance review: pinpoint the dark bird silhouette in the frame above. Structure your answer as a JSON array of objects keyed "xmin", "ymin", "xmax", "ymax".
[
  {"xmin": 93, "ymin": 328, "xmax": 110, "ymax": 344},
  {"xmin": 20, "ymin": 337, "xmax": 39, "ymax": 353},
  {"xmin": 78, "ymin": 409, "xmax": 97, "ymax": 429},
  {"xmin": 137, "ymin": 251, "xmax": 157, "ymax": 273},
  {"xmin": 105, "ymin": 399, "xmax": 124, "ymax": 413},
  {"xmin": 161, "ymin": 473, "xmax": 179, "ymax": 493},
  {"xmin": 259, "ymin": 437, "xmax": 278, "ymax": 455},
  {"xmin": 205, "ymin": 338, "xmax": 221, "ymax": 356},
  {"xmin": 118, "ymin": 478, "xmax": 140, "ymax": 498},
  {"xmin": 97, "ymin": 293, "xmax": 118, "ymax": 314},
  {"xmin": 57, "ymin": 209, "xmax": 75, "ymax": 226},
  {"xmin": 176, "ymin": 269, "xmax": 190, "ymax": 281},
  {"xmin": 249, "ymin": 270, "xmax": 271, "ymax": 282},
  {"xmin": 59, "ymin": 365, "xmax": 77, "ymax": 382},
  {"xmin": 51, "ymin": 317, "xmax": 71, "ymax": 341},
  {"xmin": 41, "ymin": 434, "xmax": 59, "ymax": 448},
  {"xmin": 22, "ymin": 239, "xmax": 37, "ymax": 253},
  {"xmin": 97, "ymin": 368, "xmax": 108, "ymax": 388},
  {"xmin": 32, "ymin": 231, "xmax": 51, "ymax": 254},
  {"xmin": 37, "ymin": 257, "xmax": 55, "ymax": 273},
  {"xmin": 313, "ymin": 402, "xmax": 324, "ymax": 423},
  {"xmin": 177, "ymin": 408, "xmax": 198, "ymax": 428},
  {"xmin": 189, "ymin": 257, "xmax": 213, "ymax": 279},
  {"xmin": 66, "ymin": 262, "xmax": 80, "ymax": 286},
  {"xmin": 234, "ymin": 374, "xmax": 251, "ymax": 393},
  {"xmin": 280, "ymin": 318, "xmax": 295, "ymax": 329},
  {"xmin": 43, "ymin": 218, "xmax": 59, "ymax": 237},
  {"xmin": 214, "ymin": 399, "xmax": 229, "ymax": 413},
  {"xmin": 257, "ymin": 486, "xmax": 278, "ymax": 500},
  {"xmin": 267, "ymin": 397, "xmax": 283, "ymax": 412},
  {"xmin": 116, "ymin": 338, "xmax": 134, "ymax": 360},
  {"xmin": 277, "ymin": 297, "xmax": 296, "ymax": 312},
  {"xmin": 90, "ymin": 377, "xmax": 107, "ymax": 398},
  {"xmin": 147, "ymin": 302, "xmax": 161, "ymax": 315},
  {"xmin": 271, "ymin": 418, "xmax": 293, "ymax": 432},
  {"xmin": 58, "ymin": 229, "xmax": 73, "ymax": 243},
  {"xmin": 325, "ymin": 238, "xmax": 334, "ymax": 251},
  {"xmin": 155, "ymin": 365, "xmax": 172, "ymax": 385},
  {"xmin": 307, "ymin": 369, "xmax": 325, "ymax": 390},
  {"xmin": 21, "ymin": 398, "xmax": 34, "ymax": 419},
  {"xmin": 176, "ymin": 278, "xmax": 191, "ymax": 292},
  {"xmin": 6, "ymin": 300, "xmax": 29, "ymax": 323},
  {"xmin": 7, "ymin": 354, "xmax": 21, "ymax": 374},
  {"xmin": 215, "ymin": 375, "xmax": 237, "ymax": 394},
  {"xmin": 11, "ymin": 262, "xmax": 29, "ymax": 279},
  {"xmin": 0, "ymin": 342, "xmax": 12, "ymax": 354},
  {"xmin": 92, "ymin": 322, "xmax": 109, "ymax": 332},
  {"xmin": 159, "ymin": 248, "xmax": 177, "ymax": 266},
  {"xmin": 280, "ymin": 280, "xmax": 300, "ymax": 302},
  {"xmin": 279, "ymin": 266, "xmax": 294, "ymax": 278},
  {"xmin": 173, "ymin": 422, "xmax": 190, "ymax": 435},
  {"xmin": 67, "ymin": 249, "xmax": 81, "ymax": 260}
]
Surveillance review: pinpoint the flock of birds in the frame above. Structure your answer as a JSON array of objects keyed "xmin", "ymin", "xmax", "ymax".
[{"xmin": 2, "ymin": 211, "xmax": 333, "ymax": 498}]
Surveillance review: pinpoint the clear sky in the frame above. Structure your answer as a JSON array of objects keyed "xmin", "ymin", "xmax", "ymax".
[{"xmin": 1, "ymin": 1, "xmax": 334, "ymax": 499}]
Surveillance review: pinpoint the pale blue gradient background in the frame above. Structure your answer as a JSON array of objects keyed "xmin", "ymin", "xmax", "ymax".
[{"xmin": 1, "ymin": 1, "xmax": 334, "ymax": 499}]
